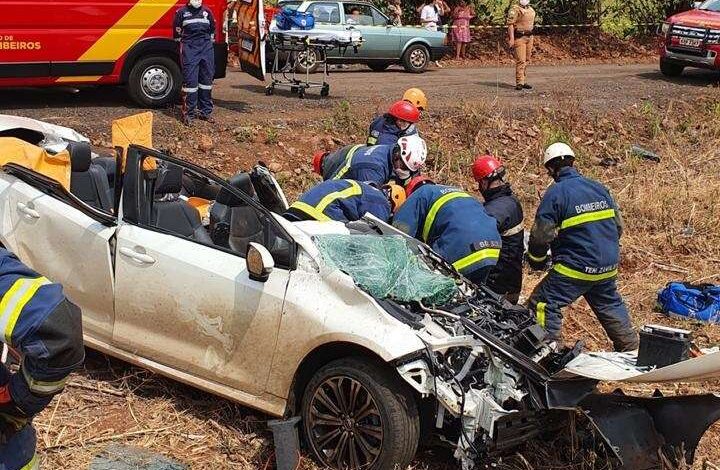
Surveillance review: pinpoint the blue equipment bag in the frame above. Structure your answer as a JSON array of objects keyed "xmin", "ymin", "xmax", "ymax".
[
  {"xmin": 275, "ymin": 7, "xmax": 315, "ymax": 30},
  {"xmin": 657, "ymin": 282, "xmax": 720, "ymax": 323}
]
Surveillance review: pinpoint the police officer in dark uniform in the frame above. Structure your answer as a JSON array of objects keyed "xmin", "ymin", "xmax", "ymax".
[
  {"xmin": 174, "ymin": 0, "xmax": 217, "ymax": 125},
  {"xmin": 284, "ymin": 180, "xmax": 405, "ymax": 223},
  {"xmin": 527, "ymin": 143, "xmax": 638, "ymax": 352},
  {"xmin": 0, "ymin": 249, "xmax": 84, "ymax": 470},
  {"xmin": 393, "ymin": 176, "xmax": 502, "ymax": 286},
  {"xmin": 472, "ymin": 155, "xmax": 524, "ymax": 303}
]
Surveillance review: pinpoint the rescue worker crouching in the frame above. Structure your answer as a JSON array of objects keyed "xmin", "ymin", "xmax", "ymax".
[
  {"xmin": 507, "ymin": 0, "xmax": 535, "ymax": 91},
  {"xmin": 402, "ymin": 88, "xmax": 428, "ymax": 114},
  {"xmin": 393, "ymin": 176, "xmax": 502, "ymax": 285},
  {"xmin": 367, "ymin": 101, "xmax": 420, "ymax": 146},
  {"xmin": 526, "ymin": 143, "xmax": 639, "ymax": 352},
  {"xmin": 472, "ymin": 155, "xmax": 524, "ymax": 304},
  {"xmin": 0, "ymin": 249, "xmax": 85, "ymax": 470},
  {"xmin": 283, "ymin": 180, "xmax": 406, "ymax": 223},
  {"xmin": 312, "ymin": 134, "xmax": 428, "ymax": 187},
  {"xmin": 174, "ymin": 0, "xmax": 217, "ymax": 125}
]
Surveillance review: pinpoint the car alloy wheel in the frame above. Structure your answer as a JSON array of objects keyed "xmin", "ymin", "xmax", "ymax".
[
  {"xmin": 307, "ymin": 375, "xmax": 384, "ymax": 468},
  {"xmin": 409, "ymin": 49, "xmax": 427, "ymax": 69},
  {"xmin": 298, "ymin": 49, "xmax": 318, "ymax": 69}
]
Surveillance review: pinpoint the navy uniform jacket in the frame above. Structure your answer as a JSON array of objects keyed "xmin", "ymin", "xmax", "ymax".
[
  {"xmin": 484, "ymin": 184, "xmax": 524, "ymax": 293},
  {"xmin": 393, "ymin": 185, "xmax": 501, "ymax": 275},
  {"xmin": 0, "ymin": 249, "xmax": 84, "ymax": 420},
  {"xmin": 321, "ymin": 144, "xmax": 394, "ymax": 186},
  {"xmin": 367, "ymin": 114, "xmax": 418, "ymax": 146},
  {"xmin": 528, "ymin": 167, "xmax": 624, "ymax": 281},
  {"xmin": 285, "ymin": 180, "xmax": 391, "ymax": 223},
  {"xmin": 173, "ymin": 5, "xmax": 216, "ymax": 45}
]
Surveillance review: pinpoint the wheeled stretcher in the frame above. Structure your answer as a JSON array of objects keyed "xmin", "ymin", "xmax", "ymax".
[{"xmin": 266, "ymin": 27, "xmax": 363, "ymax": 98}]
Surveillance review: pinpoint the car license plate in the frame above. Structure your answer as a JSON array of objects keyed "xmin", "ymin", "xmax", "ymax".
[{"xmin": 679, "ymin": 37, "xmax": 702, "ymax": 47}]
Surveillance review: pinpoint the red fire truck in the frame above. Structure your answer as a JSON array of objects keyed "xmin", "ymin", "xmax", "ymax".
[
  {"xmin": 659, "ymin": 0, "xmax": 720, "ymax": 76},
  {"xmin": 0, "ymin": 0, "xmax": 228, "ymax": 107}
]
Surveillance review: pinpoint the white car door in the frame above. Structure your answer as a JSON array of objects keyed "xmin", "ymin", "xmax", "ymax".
[
  {"xmin": 0, "ymin": 167, "xmax": 116, "ymax": 342},
  {"xmin": 112, "ymin": 148, "xmax": 293, "ymax": 396}
]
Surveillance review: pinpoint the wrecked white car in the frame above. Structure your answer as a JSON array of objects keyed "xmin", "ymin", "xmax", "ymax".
[{"xmin": 1, "ymin": 130, "xmax": 720, "ymax": 470}]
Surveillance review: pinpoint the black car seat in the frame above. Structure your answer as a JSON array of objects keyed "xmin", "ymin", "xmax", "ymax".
[
  {"xmin": 210, "ymin": 172, "xmax": 256, "ymax": 247},
  {"xmin": 92, "ymin": 155, "xmax": 117, "ymax": 202},
  {"xmin": 228, "ymin": 176, "xmax": 265, "ymax": 256},
  {"xmin": 151, "ymin": 163, "xmax": 213, "ymax": 244},
  {"xmin": 68, "ymin": 141, "xmax": 113, "ymax": 212}
]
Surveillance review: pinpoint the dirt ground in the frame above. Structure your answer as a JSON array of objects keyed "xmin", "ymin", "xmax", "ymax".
[{"xmin": 2, "ymin": 56, "xmax": 720, "ymax": 470}]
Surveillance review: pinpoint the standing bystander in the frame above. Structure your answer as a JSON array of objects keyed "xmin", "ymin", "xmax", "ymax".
[
  {"xmin": 506, "ymin": 0, "xmax": 536, "ymax": 90},
  {"xmin": 452, "ymin": 0, "xmax": 475, "ymax": 60}
]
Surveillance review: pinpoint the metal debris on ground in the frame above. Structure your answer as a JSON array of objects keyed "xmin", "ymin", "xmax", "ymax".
[
  {"xmin": 90, "ymin": 444, "xmax": 188, "ymax": 470},
  {"xmin": 631, "ymin": 145, "xmax": 661, "ymax": 162}
]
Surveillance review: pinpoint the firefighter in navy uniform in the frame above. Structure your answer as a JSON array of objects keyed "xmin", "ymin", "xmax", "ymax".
[
  {"xmin": 284, "ymin": 180, "xmax": 405, "ymax": 223},
  {"xmin": 393, "ymin": 177, "xmax": 502, "ymax": 286},
  {"xmin": 527, "ymin": 143, "xmax": 639, "ymax": 352},
  {"xmin": 312, "ymin": 135, "xmax": 428, "ymax": 187},
  {"xmin": 472, "ymin": 155, "xmax": 524, "ymax": 304},
  {"xmin": 0, "ymin": 249, "xmax": 84, "ymax": 470},
  {"xmin": 174, "ymin": 0, "xmax": 217, "ymax": 125},
  {"xmin": 367, "ymin": 101, "xmax": 420, "ymax": 146}
]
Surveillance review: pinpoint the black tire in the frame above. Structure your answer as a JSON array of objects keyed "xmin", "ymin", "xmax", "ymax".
[
  {"xmin": 127, "ymin": 56, "xmax": 182, "ymax": 108},
  {"xmin": 402, "ymin": 44, "xmax": 429, "ymax": 73},
  {"xmin": 301, "ymin": 356, "xmax": 420, "ymax": 470},
  {"xmin": 294, "ymin": 47, "xmax": 320, "ymax": 74},
  {"xmin": 660, "ymin": 58, "xmax": 685, "ymax": 77},
  {"xmin": 367, "ymin": 62, "xmax": 391, "ymax": 72}
]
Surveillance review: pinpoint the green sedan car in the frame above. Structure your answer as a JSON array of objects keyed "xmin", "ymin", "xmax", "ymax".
[{"xmin": 276, "ymin": 0, "xmax": 449, "ymax": 73}]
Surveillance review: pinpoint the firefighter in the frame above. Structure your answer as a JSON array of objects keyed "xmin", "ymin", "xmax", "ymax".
[
  {"xmin": 507, "ymin": 0, "xmax": 535, "ymax": 91},
  {"xmin": 174, "ymin": 0, "xmax": 217, "ymax": 125},
  {"xmin": 0, "ymin": 249, "xmax": 84, "ymax": 470},
  {"xmin": 284, "ymin": 180, "xmax": 405, "ymax": 223},
  {"xmin": 393, "ymin": 176, "xmax": 501, "ymax": 286},
  {"xmin": 312, "ymin": 135, "xmax": 427, "ymax": 186},
  {"xmin": 472, "ymin": 155, "xmax": 524, "ymax": 304},
  {"xmin": 367, "ymin": 101, "xmax": 420, "ymax": 146},
  {"xmin": 527, "ymin": 143, "xmax": 639, "ymax": 352},
  {"xmin": 402, "ymin": 88, "xmax": 428, "ymax": 113}
]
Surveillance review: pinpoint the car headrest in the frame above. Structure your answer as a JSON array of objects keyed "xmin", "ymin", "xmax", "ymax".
[
  {"xmin": 67, "ymin": 141, "xmax": 92, "ymax": 172},
  {"xmin": 216, "ymin": 172, "xmax": 256, "ymax": 206},
  {"xmin": 154, "ymin": 163, "xmax": 183, "ymax": 195}
]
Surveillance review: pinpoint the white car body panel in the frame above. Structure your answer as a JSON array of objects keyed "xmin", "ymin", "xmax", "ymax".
[{"xmin": 0, "ymin": 114, "xmax": 89, "ymax": 153}]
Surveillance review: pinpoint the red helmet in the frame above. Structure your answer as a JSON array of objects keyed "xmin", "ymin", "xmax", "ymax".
[
  {"xmin": 387, "ymin": 101, "xmax": 420, "ymax": 124},
  {"xmin": 405, "ymin": 175, "xmax": 434, "ymax": 196},
  {"xmin": 472, "ymin": 155, "xmax": 504, "ymax": 181},
  {"xmin": 312, "ymin": 150, "xmax": 327, "ymax": 175}
]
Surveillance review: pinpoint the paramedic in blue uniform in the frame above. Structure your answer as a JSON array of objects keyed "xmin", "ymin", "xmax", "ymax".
[
  {"xmin": 0, "ymin": 249, "xmax": 84, "ymax": 470},
  {"xmin": 393, "ymin": 176, "xmax": 502, "ymax": 286},
  {"xmin": 526, "ymin": 143, "xmax": 639, "ymax": 352},
  {"xmin": 367, "ymin": 101, "xmax": 420, "ymax": 146},
  {"xmin": 174, "ymin": 0, "xmax": 217, "ymax": 125},
  {"xmin": 312, "ymin": 135, "xmax": 428, "ymax": 187},
  {"xmin": 283, "ymin": 180, "xmax": 405, "ymax": 223}
]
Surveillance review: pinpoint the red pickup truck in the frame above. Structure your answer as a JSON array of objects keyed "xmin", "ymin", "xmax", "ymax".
[{"xmin": 659, "ymin": 0, "xmax": 720, "ymax": 76}]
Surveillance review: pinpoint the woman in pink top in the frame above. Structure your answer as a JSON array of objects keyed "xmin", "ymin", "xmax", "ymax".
[{"xmin": 452, "ymin": 0, "xmax": 475, "ymax": 60}]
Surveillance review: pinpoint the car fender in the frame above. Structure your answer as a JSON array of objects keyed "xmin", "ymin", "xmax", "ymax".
[{"xmin": 400, "ymin": 38, "xmax": 434, "ymax": 56}]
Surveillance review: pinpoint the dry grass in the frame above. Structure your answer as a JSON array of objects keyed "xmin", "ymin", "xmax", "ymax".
[{"xmin": 35, "ymin": 87, "xmax": 720, "ymax": 469}]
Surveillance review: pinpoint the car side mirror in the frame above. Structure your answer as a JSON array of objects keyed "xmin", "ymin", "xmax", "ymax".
[{"xmin": 247, "ymin": 242, "xmax": 274, "ymax": 282}]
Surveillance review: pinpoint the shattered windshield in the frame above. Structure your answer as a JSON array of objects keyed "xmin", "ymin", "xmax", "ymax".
[{"xmin": 315, "ymin": 234, "xmax": 458, "ymax": 304}]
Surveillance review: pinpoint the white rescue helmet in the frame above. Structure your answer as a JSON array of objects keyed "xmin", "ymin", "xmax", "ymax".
[
  {"xmin": 396, "ymin": 134, "xmax": 428, "ymax": 172},
  {"xmin": 543, "ymin": 142, "xmax": 575, "ymax": 166}
]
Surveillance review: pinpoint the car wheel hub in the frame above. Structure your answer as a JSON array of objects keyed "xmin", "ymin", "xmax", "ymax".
[
  {"xmin": 308, "ymin": 376, "xmax": 383, "ymax": 469},
  {"xmin": 141, "ymin": 66, "xmax": 172, "ymax": 100},
  {"xmin": 410, "ymin": 49, "xmax": 427, "ymax": 68}
]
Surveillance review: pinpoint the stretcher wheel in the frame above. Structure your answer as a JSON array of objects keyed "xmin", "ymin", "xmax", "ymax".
[
  {"xmin": 297, "ymin": 89, "xmax": 305, "ymax": 99},
  {"xmin": 290, "ymin": 86, "xmax": 299, "ymax": 94},
  {"xmin": 265, "ymin": 86, "xmax": 274, "ymax": 96},
  {"xmin": 320, "ymin": 85, "xmax": 330, "ymax": 97}
]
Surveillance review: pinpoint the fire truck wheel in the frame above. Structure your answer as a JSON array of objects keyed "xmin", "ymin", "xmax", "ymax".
[{"xmin": 128, "ymin": 56, "xmax": 182, "ymax": 108}]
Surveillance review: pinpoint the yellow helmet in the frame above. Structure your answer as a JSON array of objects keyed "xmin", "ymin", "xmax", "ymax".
[
  {"xmin": 402, "ymin": 88, "xmax": 428, "ymax": 112},
  {"xmin": 384, "ymin": 183, "xmax": 407, "ymax": 212}
]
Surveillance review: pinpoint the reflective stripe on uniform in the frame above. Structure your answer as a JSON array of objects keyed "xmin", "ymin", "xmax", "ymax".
[
  {"xmin": 20, "ymin": 454, "xmax": 38, "ymax": 470},
  {"xmin": 421, "ymin": 192, "xmax": 472, "ymax": 241},
  {"xmin": 182, "ymin": 18, "xmax": 211, "ymax": 26},
  {"xmin": 560, "ymin": 208, "xmax": 616, "ymax": 230},
  {"xmin": 290, "ymin": 181, "xmax": 362, "ymax": 221},
  {"xmin": 452, "ymin": 248, "xmax": 500, "ymax": 271},
  {"xmin": 0, "ymin": 277, "xmax": 51, "ymax": 345},
  {"xmin": 182, "ymin": 87, "xmax": 199, "ymax": 93},
  {"xmin": 553, "ymin": 263, "xmax": 617, "ymax": 281},
  {"xmin": 527, "ymin": 251, "xmax": 547, "ymax": 263},
  {"xmin": 331, "ymin": 145, "xmax": 363, "ymax": 180},
  {"xmin": 536, "ymin": 301, "xmax": 546, "ymax": 327},
  {"xmin": 22, "ymin": 367, "xmax": 68, "ymax": 395},
  {"xmin": 501, "ymin": 222, "xmax": 524, "ymax": 237},
  {"xmin": 198, "ymin": 84, "xmax": 213, "ymax": 90},
  {"xmin": 367, "ymin": 136, "xmax": 377, "ymax": 145}
]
